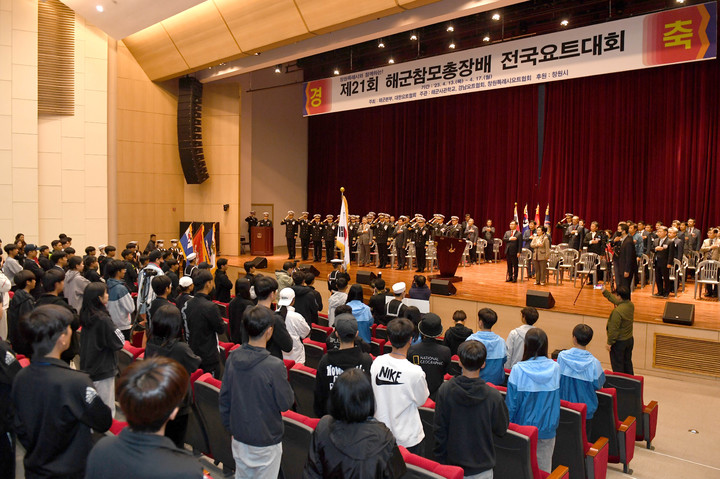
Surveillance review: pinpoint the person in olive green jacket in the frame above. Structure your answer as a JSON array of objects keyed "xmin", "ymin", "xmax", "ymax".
[{"xmin": 602, "ymin": 285, "xmax": 634, "ymax": 374}]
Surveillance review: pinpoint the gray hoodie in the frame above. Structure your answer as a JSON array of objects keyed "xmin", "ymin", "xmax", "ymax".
[{"xmin": 64, "ymin": 269, "xmax": 90, "ymax": 312}]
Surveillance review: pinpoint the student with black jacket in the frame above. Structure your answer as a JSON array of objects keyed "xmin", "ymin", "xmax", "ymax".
[
  {"xmin": 182, "ymin": 271, "xmax": 226, "ymax": 379},
  {"xmin": 228, "ymin": 278, "xmax": 254, "ymax": 344},
  {"xmin": 443, "ymin": 310, "xmax": 473, "ymax": 355},
  {"xmin": 148, "ymin": 275, "xmax": 175, "ymax": 328},
  {"xmin": 368, "ymin": 278, "xmax": 393, "ymax": 324},
  {"xmin": 145, "ymin": 305, "xmax": 201, "ymax": 448},
  {"xmin": 408, "ymin": 313, "xmax": 452, "ymax": 400},
  {"xmin": 291, "ymin": 271, "xmax": 318, "ymax": 327},
  {"xmin": 213, "ymin": 258, "xmax": 233, "ymax": 303},
  {"xmin": 79, "ymin": 282, "xmax": 125, "ymax": 417},
  {"xmin": 12, "ymin": 305, "xmax": 112, "ymax": 478},
  {"xmin": 242, "ymin": 276, "xmax": 293, "ymax": 360},
  {"xmin": 35, "ymin": 269, "xmax": 80, "ymax": 364},
  {"xmin": 7, "ymin": 270, "xmax": 35, "ymax": 356},
  {"xmin": 434, "ymin": 341, "xmax": 508, "ymax": 476},
  {"xmin": 0, "ymin": 340, "xmax": 22, "ymax": 479}
]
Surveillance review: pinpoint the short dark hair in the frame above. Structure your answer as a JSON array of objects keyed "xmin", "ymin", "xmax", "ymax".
[
  {"xmin": 50, "ymin": 240, "xmax": 60, "ymax": 248},
  {"xmin": 619, "ymin": 223, "xmax": 629, "ymax": 234},
  {"xmin": 283, "ymin": 261, "xmax": 294, "ymax": 271},
  {"xmin": 387, "ymin": 318, "xmax": 414, "ymax": 349},
  {"xmin": 243, "ymin": 305, "xmax": 275, "ymax": 338},
  {"xmin": 42, "ymin": 269, "xmax": 65, "ymax": 292},
  {"xmin": 217, "ymin": 258, "xmax": 228, "ymax": 268},
  {"xmin": 336, "ymin": 276, "xmax": 348, "ymax": 290},
  {"xmin": 292, "ymin": 272, "xmax": 305, "ymax": 286},
  {"xmin": 64, "ymin": 247, "xmax": 75, "ymax": 255},
  {"xmin": 68, "ymin": 256, "xmax": 83, "ymax": 271},
  {"xmin": 458, "ymin": 340, "xmax": 487, "ymax": 371},
  {"xmin": 573, "ymin": 324, "xmax": 594, "ymax": 346},
  {"xmin": 373, "ymin": 278, "xmax": 386, "ymax": 291},
  {"xmin": 148, "ymin": 250, "xmax": 162, "ymax": 263},
  {"xmin": 193, "ymin": 270, "xmax": 213, "ymax": 291},
  {"xmin": 51, "ymin": 251, "xmax": 67, "ymax": 264},
  {"xmin": 334, "ymin": 305, "xmax": 352, "ymax": 316},
  {"xmin": 413, "ymin": 275, "xmax": 426, "ymax": 287},
  {"xmin": 254, "ymin": 276, "xmax": 278, "ymax": 300},
  {"xmin": 244, "ymin": 261, "xmax": 255, "ymax": 273},
  {"xmin": 521, "ymin": 307, "xmax": 539, "ymax": 325},
  {"xmin": 345, "ymin": 284, "xmax": 364, "ymax": 303},
  {"xmin": 14, "ymin": 270, "xmax": 35, "ymax": 289},
  {"xmin": 85, "ymin": 246, "xmax": 96, "ymax": 255},
  {"xmin": 522, "ymin": 327, "xmax": 549, "ymax": 361},
  {"xmin": 121, "ymin": 249, "xmax": 133, "ymax": 258},
  {"xmin": 39, "ymin": 245, "xmax": 49, "ymax": 253},
  {"xmin": 105, "ymin": 245, "xmax": 116, "ymax": 253},
  {"xmin": 164, "ymin": 258, "xmax": 178, "ymax": 267},
  {"xmin": 329, "ymin": 369, "xmax": 375, "ymax": 423},
  {"xmin": 151, "ymin": 275, "xmax": 172, "ymax": 295},
  {"xmin": 478, "ymin": 308, "xmax": 498, "ymax": 329},
  {"xmin": 616, "ymin": 285, "xmax": 631, "ymax": 301},
  {"xmin": 4, "ymin": 244, "xmax": 17, "ymax": 254},
  {"xmin": 20, "ymin": 305, "xmax": 73, "ymax": 358},
  {"xmin": 149, "ymin": 304, "xmax": 183, "ymax": 344},
  {"xmin": 452, "ymin": 310, "xmax": 467, "ymax": 322},
  {"xmin": 83, "ymin": 255, "xmax": 97, "ymax": 270},
  {"xmin": 234, "ymin": 278, "xmax": 252, "ymax": 300},
  {"xmin": 304, "ymin": 272, "xmax": 316, "ymax": 285},
  {"xmin": 117, "ymin": 357, "xmax": 189, "ymax": 433},
  {"xmin": 105, "ymin": 259, "xmax": 127, "ymax": 278}
]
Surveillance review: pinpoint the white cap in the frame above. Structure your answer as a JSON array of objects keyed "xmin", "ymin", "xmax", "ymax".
[
  {"xmin": 98, "ymin": 244, "xmax": 107, "ymax": 250},
  {"xmin": 331, "ymin": 259, "xmax": 344, "ymax": 265},
  {"xmin": 277, "ymin": 287, "xmax": 295, "ymax": 307},
  {"xmin": 288, "ymin": 210, "xmax": 295, "ymax": 215},
  {"xmin": 171, "ymin": 239, "xmax": 178, "ymax": 243},
  {"xmin": 187, "ymin": 253, "xmax": 197, "ymax": 261},
  {"xmin": 179, "ymin": 276, "xmax": 193, "ymax": 288},
  {"xmin": 129, "ymin": 241, "xmax": 138, "ymax": 245},
  {"xmin": 392, "ymin": 282, "xmax": 406, "ymax": 294}
]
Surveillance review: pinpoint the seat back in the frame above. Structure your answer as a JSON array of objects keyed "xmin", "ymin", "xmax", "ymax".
[
  {"xmin": 399, "ymin": 447, "xmax": 464, "ymax": 479},
  {"xmin": 603, "ymin": 372, "xmax": 644, "ymax": 440},
  {"xmin": 185, "ymin": 369, "xmax": 211, "ymax": 456},
  {"xmin": 493, "ymin": 238, "xmax": 502, "ymax": 252},
  {"xmin": 280, "ymin": 411, "xmax": 320, "ymax": 479},
  {"xmin": 116, "ymin": 348, "xmax": 134, "ymax": 376},
  {"xmin": 418, "ymin": 401, "xmax": 436, "ymax": 460},
  {"xmin": 289, "ymin": 364, "xmax": 318, "ymax": 418},
  {"xmin": 370, "ymin": 338, "xmax": 387, "ymax": 356},
  {"xmin": 578, "ymin": 252, "xmax": 599, "ymax": 271},
  {"xmin": 560, "ymin": 249, "xmax": 578, "ymax": 266},
  {"xmin": 310, "ymin": 324, "xmax": 333, "ymax": 342},
  {"xmin": 375, "ymin": 324, "xmax": 388, "ymax": 340},
  {"xmin": 553, "ymin": 403, "xmax": 588, "ymax": 479},
  {"xmin": 494, "ymin": 423, "xmax": 539, "ymax": 479},
  {"xmin": 590, "ymin": 389, "xmax": 620, "ymax": 460},
  {"xmin": 448, "ymin": 355, "xmax": 461, "ymax": 376},
  {"xmin": 195, "ymin": 378, "xmax": 234, "ymax": 471},
  {"xmin": 698, "ymin": 260, "xmax": 720, "ymax": 281},
  {"xmin": 548, "ymin": 251, "xmax": 562, "ymax": 269},
  {"xmin": 303, "ymin": 340, "xmax": 326, "ymax": 369}
]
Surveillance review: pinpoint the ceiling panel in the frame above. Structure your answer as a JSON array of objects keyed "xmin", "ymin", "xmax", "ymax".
[
  {"xmin": 61, "ymin": 0, "xmax": 206, "ymax": 39},
  {"xmin": 162, "ymin": 2, "xmax": 244, "ymax": 69},
  {"xmin": 214, "ymin": 0, "xmax": 312, "ymax": 53},
  {"xmin": 295, "ymin": 0, "xmax": 402, "ymax": 33},
  {"xmin": 122, "ymin": 24, "xmax": 189, "ymax": 81}
]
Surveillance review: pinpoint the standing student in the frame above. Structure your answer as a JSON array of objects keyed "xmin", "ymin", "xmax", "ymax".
[
  {"xmin": 214, "ymin": 258, "xmax": 233, "ymax": 303},
  {"xmin": 434, "ymin": 341, "xmax": 509, "ymax": 478},
  {"xmin": 466, "ymin": 308, "xmax": 507, "ymax": 386},
  {"xmin": 276, "ymin": 288, "xmax": 311, "ymax": 364},
  {"xmin": 505, "ymin": 328, "xmax": 560, "ymax": 473},
  {"xmin": 407, "ymin": 313, "xmax": 451, "ymax": 400},
  {"xmin": 371, "ymin": 318, "xmax": 429, "ymax": 453},
  {"xmin": 327, "ymin": 276, "xmax": 349, "ymax": 327},
  {"xmin": 443, "ymin": 310, "xmax": 473, "ymax": 356},
  {"xmin": 79, "ymin": 283, "xmax": 125, "ymax": 417},
  {"xmin": 345, "ymin": 284, "xmax": 373, "ymax": 343},
  {"xmin": 0, "ymin": 338, "xmax": 22, "ymax": 479},
  {"xmin": 35, "ymin": 269, "xmax": 80, "ymax": 365},
  {"xmin": 505, "ymin": 307, "xmax": 539, "ymax": 369},
  {"xmin": 63, "ymin": 256, "xmax": 90, "ymax": 312},
  {"xmin": 228, "ymin": 278, "xmax": 254, "ymax": 344},
  {"xmin": 183, "ymin": 271, "xmax": 225, "ymax": 379},
  {"xmin": 148, "ymin": 275, "xmax": 174, "ymax": 328},
  {"xmin": 220, "ymin": 306, "xmax": 295, "ymax": 478},
  {"xmin": 12, "ymin": 305, "xmax": 112, "ymax": 478},
  {"xmin": 6, "ymin": 270, "xmax": 35, "ymax": 356},
  {"xmin": 145, "ymin": 305, "xmax": 201, "ymax": 448},
  {"xmin": 85, "ymin": 357, "xmax": 202, "ymax": 479},
  {"xmin": 106, "ymin": 259, "xmax": 135, "ymax": 340},
  {"xmin": 244, "ymin": 276, "xmax": 293, "ymax": 360}
]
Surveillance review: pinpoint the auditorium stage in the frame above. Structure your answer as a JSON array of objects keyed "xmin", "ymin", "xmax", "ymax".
[{"xmin": 226, "ymin": 251, "xmax": 720, "ymax": 331}]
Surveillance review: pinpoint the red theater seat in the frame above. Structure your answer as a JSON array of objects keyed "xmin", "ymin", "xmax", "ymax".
[
  {"xmin": 603, "ymin": 370, "xmax": 658, "ymax": 449},
  {"xmin": 553, "ymin": 400, "xmax": 609, "ymax": 479},
  {"xmin": 399, "ymin": 446, "xmax": 464, "ymax": 479}
]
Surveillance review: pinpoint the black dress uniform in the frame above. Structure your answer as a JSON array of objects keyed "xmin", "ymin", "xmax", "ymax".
[
  {"xmin": 413, "ymin": 223, "xmax": 432, "ymax": 272},
  {"xmin": 281, "ymin": 216, "xmax": 299, "ymax": 259},
  {"xmin": 324, "ymin": 220, "xmax": 338, "ymax": 262},
  {"xmin": 311, "ymin": 219, "xmax": 325, "ymax": 262},
  {"xmin": 394, "ymin": 222, "xmax": 410, "ymax": 270},
  {"xmin": 375, "ymin": 220, "xmax": 391, "ymax": 268},
  {"xmin": 245, "ymin": 214, "xmax": 259, "ymax": 236},
  {"xmin": 446, "ymin": 223, "xmax": 463, "ymax": 239},
  {"xmin": 299, "ymin": 217, "xmax": 312, "ymax": 260},
  {"xmin": 258, "ymin": 218, "xmax": 273, "ymax": 227}
]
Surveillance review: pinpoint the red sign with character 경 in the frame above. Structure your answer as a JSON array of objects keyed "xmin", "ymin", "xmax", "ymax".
[{"xmin": 303, "ymin": 79, "xmax": 332, "ymax": 116}]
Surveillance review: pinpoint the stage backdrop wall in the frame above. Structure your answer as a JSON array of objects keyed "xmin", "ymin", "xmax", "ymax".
[{"xmin": 308, "ymin": 58, "xmax": 720, "ymax": 234}]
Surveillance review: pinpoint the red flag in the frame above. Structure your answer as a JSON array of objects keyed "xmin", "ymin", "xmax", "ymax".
[
  {"xmin": 535, "ymin": 204, "xmax": 541, "ymax": 225},
  {"xmin": 192, "ymin": 225, "xmax": 206, "ymax": 263}
]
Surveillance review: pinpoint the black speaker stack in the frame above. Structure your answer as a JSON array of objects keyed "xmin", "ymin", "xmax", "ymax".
[
  {"xmin": 250, "ymin": 257, "xmax": 268, "ymax": 269},
  {"xmin": 178, "ymin": 77, "xmax": 209, "ymax": 184}
]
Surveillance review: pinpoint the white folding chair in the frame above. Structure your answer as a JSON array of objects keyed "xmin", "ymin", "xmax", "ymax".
[
  {"xmin": 573, "ymin": 252, "xmax": 600, "ymax": 287},
  {"xmin": 694, "ymin": 260, "xmax": 720, "ymax": 300}
]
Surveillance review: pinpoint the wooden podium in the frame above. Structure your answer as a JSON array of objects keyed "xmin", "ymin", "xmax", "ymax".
[
  {"xmin": 251, "ymin": 226, "xmax": 273, "ymax": 256},
  {"xmin": 431, "ymin": 236, "xmax": 466, "ymax": 282}
]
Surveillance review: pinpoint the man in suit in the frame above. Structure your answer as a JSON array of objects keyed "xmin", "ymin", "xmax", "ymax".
[
  {"xmin": 413, "ymin": 217, "xmax": 432, "ymax": 273},
  {"xmin": 653, "ymin": 226, "xmax": 671, "ymax": 297},
  {"xmin": 311, "ymin": 214, "xmax": 324, "ymax": 262},
  {"xmin": 298, "ymin": 212, "xmax": 312, "ymax": 261},
  {"xmin": 464, "ymin": 218, "xmax": 480, "ymax": 265},
  {"xmin": 482, "ymin": 220, "xmax": 495, "ymax": 262},
  {"xmin": 357, "ymin": 216, "xmax": 372, "ymax": 266},
  {"xmin": 394, "ymin": 216, "xmax": 410, "ymax": 270},
  {"xmin": 616, "ymin": 223, "xmax": 636, "ymax": 295},
  {"xmin": 556, "ymin": 213, "xmax": 574, "ymax": 244},
  {"xmin": 569, "ymin": 219, "xmax": 587, "ymax": 251},
  {"xmin": 280, "ymin": 211, "xmax": 299, "ymax": 259},
  {"xmin": 667, "ymin": 227, "xmax": 684, "ymax": 265},
  {"xmin": 583, "ymin": 221, "xmax": 605, "ymax": 255},
  {"xmin": 686, "ymin": 218, "xmax": 702, "ymax": 252},
  {"xmin": 503, "ymin": 221, "xmax": 522, "ymax": 282}
]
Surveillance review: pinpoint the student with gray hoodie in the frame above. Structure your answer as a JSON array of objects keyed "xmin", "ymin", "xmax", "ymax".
[{"xmin": 106, "ymin": 260, "xmax": 135, "ymax": 340}]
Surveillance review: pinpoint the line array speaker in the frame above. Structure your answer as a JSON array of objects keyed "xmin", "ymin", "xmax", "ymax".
[{"xmin": 178, "ymin": 77, "xmax": 209, "ymax": 184}]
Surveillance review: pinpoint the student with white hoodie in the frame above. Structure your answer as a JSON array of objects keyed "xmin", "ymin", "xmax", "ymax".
[{"xmin": 276, "ymin": 287, "xmax": 311, "ymax": 364}]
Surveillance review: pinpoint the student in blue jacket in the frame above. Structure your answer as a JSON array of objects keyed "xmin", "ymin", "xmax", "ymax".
[
  {"xmin": 557, "ymin": 324, "xmax": 605, "ymax": 439},
  {"xmin": 465, "ymin": 308, "xmax": 507, "ymax": 386},
  {"xmin": 505, "ymin": 328, "xmax": 560, "ymax": 473}
]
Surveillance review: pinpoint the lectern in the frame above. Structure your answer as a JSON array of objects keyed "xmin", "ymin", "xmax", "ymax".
[
  {"xmin": 251, "ymin": 226, "xmax": 273, "ymax": 256},
  {"xmin": 431, "ymin": 236, "xmax": 466, "ymax": 282}
]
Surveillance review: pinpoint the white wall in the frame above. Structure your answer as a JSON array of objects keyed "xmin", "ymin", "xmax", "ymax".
[{"xmin": 249, "ymin": 70, "xmax": 308, "ymax": 248}]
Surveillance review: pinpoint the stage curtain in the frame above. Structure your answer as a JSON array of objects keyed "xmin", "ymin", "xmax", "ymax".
[
  {"xmin": 540, "ymin": 58, "xmax": 720, "ymax": 240},
  {"xmin": 307, "ymin": 84, "xmax": 540, "ymax": 229}
]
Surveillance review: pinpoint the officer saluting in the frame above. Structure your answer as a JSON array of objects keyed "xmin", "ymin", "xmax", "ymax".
[
  {"xmin": 323, "ymin": 215, "xmax": 337, "ymax": 263},
  {"xmin": 394, "ymin": 215, "xmax": 410, "ymax": 270},
  {"xmin": 311, "ymin": 214, "xmax": 324, "ymax": 262},
  {"xmin": 446, "ymin": 216, "xmax": 463, "ymax": 239},
  {"xmin": 298, "ymin": 212, "xmax": 311, "ymax": 261},
  {"xmin": 375, "ymin": 213, "xmax": 392, "ymax": 268},
  {"xmin": 245, "ymin": 210, "xmax": 259, "ymax": 237},
  {"xmin": 281, "ymin": 211, "xmax": 299, "ymax": 259},
  {"xmin": 413, "ymin": 217, "xmax": 432, "ymax": 273},
  {"xmin": 258, "ymin": 212, "xmax": 272, "ymax": 227}
]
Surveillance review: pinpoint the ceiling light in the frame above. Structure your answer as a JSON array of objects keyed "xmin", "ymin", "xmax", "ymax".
[
  {"xmin": 410, "ymin": 33, "xmax": 417, "ymax": 41},
  {"xmin": 483, "ymin": 35, "xmax": 490, "ymax": 42},
  {"xmin": 388, "ymin": 58, "xmax": 394, "ymax": 64},
  {"xmin": 449, "ymin": 42, "xmax": 456, "ymax": 49},
  {"xmin": 560, "ymin": 19, "xmax": 569, "ymax": 27},
  {"xmin": 95, "ymin": 4, "xmax": 103, "ymax": 12},
  {"xmin": 333, "ymin": 69, "xmax": 340, "ymax": 75},
  {"xmin": 274, "ymin": 65, "xmax": 282, "ymax": 74},
  {"xmin": 447, "ymin": 25, "xmax": 454, "ymax": 32},
  {"xmin": 254, "ymin": 52, "xmax": 261, "ymax": 56},
  {"xmin": 492, "ymin": 13, "xmax": 501, "ymax": 21},
  {"xmin": 676, "ymin": 0, "xmax": 685, "ymax": 3},
  {"xmin": 378, "ymin": 39, "xmax": 385, "ymax": 48}
]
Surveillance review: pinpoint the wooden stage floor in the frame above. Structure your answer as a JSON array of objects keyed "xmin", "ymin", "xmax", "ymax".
[{"xmin": 226, "ymin": 252, "xmax": 720, "ymax": 332}]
